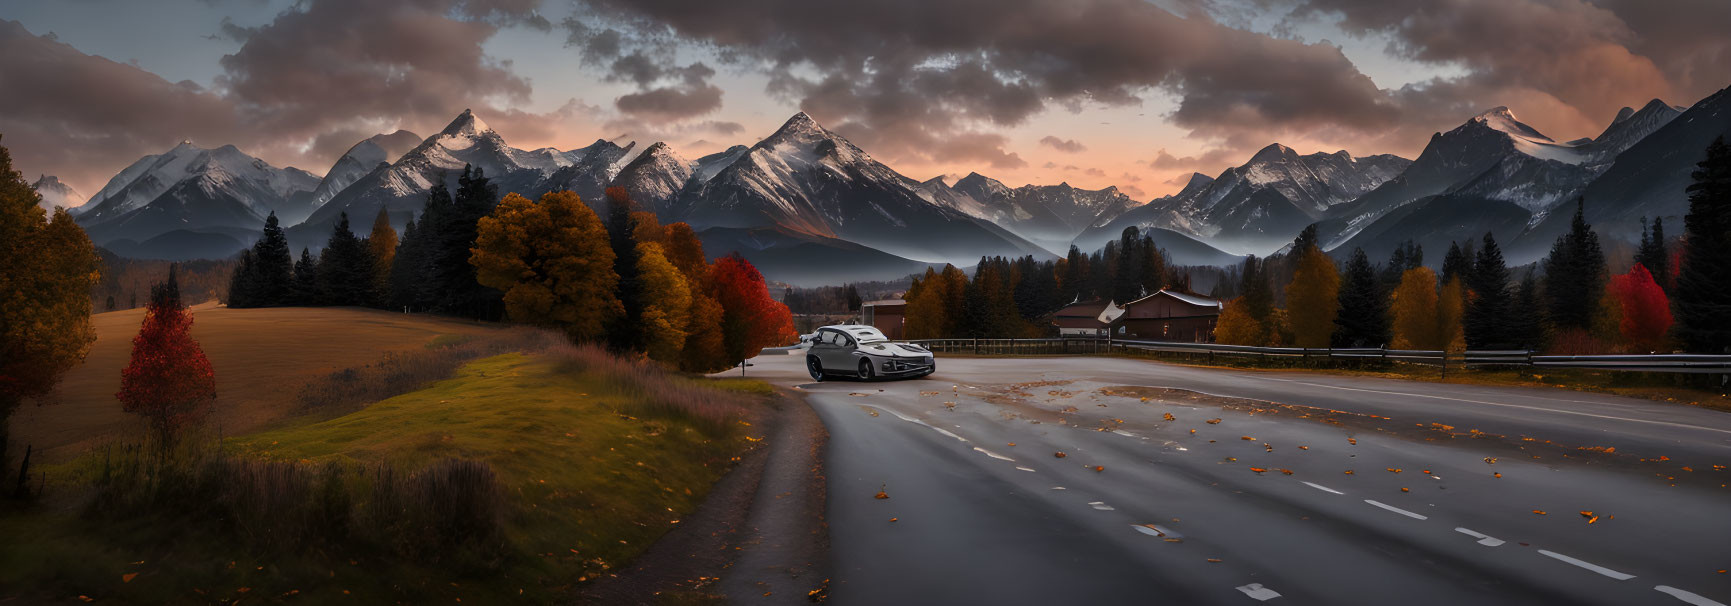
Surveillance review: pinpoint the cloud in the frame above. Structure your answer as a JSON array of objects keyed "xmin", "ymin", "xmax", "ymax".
[
  {"xmin": 0, "ymin": 1, "xmax": 574, "ymax": 192},
  {"xmin": 1145, "ymin": 147, "xmax": 1240, "ymax": 171},
  {"xmin": 1083, "ymin": 167, "xmax": 1106, "ymax": 177},
  {"xmin": 1039, "ymin": 135, "xmax": 1088, "ymax": 153}
]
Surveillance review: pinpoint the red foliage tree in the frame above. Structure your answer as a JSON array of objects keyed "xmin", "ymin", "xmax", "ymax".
[
  {"xmin": 1614, "ymin": 263, "xmax": 1673, "ymax": 353},
  {"xmin": 117, "ymin": 269, "xmax": 216, "ymax": 448},
  {"xmin": 708, "ymin": 254, "xmax": 796, "ymax": 369}
]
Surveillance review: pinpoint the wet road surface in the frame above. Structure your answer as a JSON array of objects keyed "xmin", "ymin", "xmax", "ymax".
[{"xmin": 734, "ymin": 353, "xmax": 1731, "ymax": 605}]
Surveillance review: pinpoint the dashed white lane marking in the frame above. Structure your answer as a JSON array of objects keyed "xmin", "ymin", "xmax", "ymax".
[
  {"xmin": 1301, "ymin": 482, "xmax": 1345, "ymax": 495},
  {"xmin": 1454, "ymin": 527, "xmax": 1506, "ymax": 547},
  {"xmin": 1112, "ymin": 430, "xmax": 1138, "ymax": 438},
  {"xmin": 973, "ymin": 447, "xmax": 1014, "ymax": 461},
  {"xmin": 1088, "ymin": 501, "xmax": 1115, "ymax": 511},
  {"xmin": 1236, "ymin": 583, "xmax": 1282, "ymax": 601},
  {"xmin": 1363, "ymin": 500, "xmax": 1428, "ymax": 520},
  {"xmin": 1015, "ymin": 466, "xmax": 1037, "ymax": 472},
  {"xmin": 882, "ymin": 408, "xmax": 971, "ymax": 443},
  {"xmin": 1254, "ymin": 377, "xmax": 1731, "ymax": 437},
  {"xmin": 1655, "ymin": 585, "xmax": 1728, "ymax": 606},
  {"xmin": 1051, "ymin": 486, "xmax": 1066, "ymax": 490},
  {"xmin": 1537, "ymin": 550, "xmax": 1636, "ymax": 580},
  {"xmin": 1130, "ymin": 524, "xmax": 1184, "ymax": 538}
]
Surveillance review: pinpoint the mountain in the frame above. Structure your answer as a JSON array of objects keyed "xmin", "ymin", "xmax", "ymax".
[
  {"xmin": 1078, "ymin": 145, "xmax": 1408, "ymax": 255},
  {"xmin": 1333, "ymin": 98, "xmax": 1695, "ymax": 264},
  {"xmin": 31, "ymin": 175, "xmax": 85, "ymax": 212},
  {"xmin": 1505, "ymin": 86, "xmax": 1731, "ymax": 264},
  {"xmin": 916, "ymin": 173, "xmax": 1140, "ymax": 254},
  {"xmin": 670, "ymin": 112, "xmax": 1050, "ymax": 265},
  {"xmin": 608, "ymin": 142, "xmax": 693, "ymax": 217},
  {"xmin": 303, "ymin": 130, "xmax": 422, "ymax": 218},
  {"xmin": 293, "ymin": 110, "xmax": 632, "ymax": 248},
  {"xmin": 695, "ymin": 226, "xmax": 936, "ymax": 287},
  {"xmin": 74, "ymin": 141, "xmax": 318, "ymax": 257}
]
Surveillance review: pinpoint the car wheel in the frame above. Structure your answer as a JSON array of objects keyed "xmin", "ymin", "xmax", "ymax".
[
  {"xmin": 857, "ymin": 358, "xmax": 875, "ymax": 381},
  {"xmin": 807, "ymin": 356, "xmax": 825, "ymax": 381}
]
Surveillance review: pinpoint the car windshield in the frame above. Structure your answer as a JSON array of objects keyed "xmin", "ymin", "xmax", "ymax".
[{"xmin": 849, "ymin": 327, "xmax": 889, "ymax": 344}]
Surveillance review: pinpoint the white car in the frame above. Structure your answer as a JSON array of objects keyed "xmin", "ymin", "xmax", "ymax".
[{"xmin": 805, "ymin": 325, "xmax": 935, "ymax": 381}]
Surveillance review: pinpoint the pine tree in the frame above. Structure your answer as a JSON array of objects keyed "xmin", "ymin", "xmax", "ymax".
[
  {"xmin": 290, "ymin": 247, "xmax": 318, "ymax": 306},
  {"xmin": 1542, "ymin": 199, "xmax": 1606, "ymax": 332},
  {"xmin": 388, "ymin": 217, "xmax": 420, "ymax": 309},
  {"xmin": 604, "ymin": 187, "xmax": 647, "ymax": 352},
  {"xmin": 1062, "ymin": 245, "xmax": 1088, "ymax": 303},
  {"xmin": 1138, "ymin": 233, "xmax": 1166, "ymax": 297},
  {"xmin": 1465, "ymin": 233, "xmax": 1513, "ymax": 350},
  {"xmin": 254, "ymin": 211, "xmax": 293, "ymax": 304},
  {"xmin": 1635, "ymin": 217, "xmax": 1669, "ymax": 293},
  {"xmin": 1237, "ymin": 255, "xmax": 1273, "ymax": 326},
  {"xmin": 1379, "ymin": 240, "xmax": 1422, "ymax": 294},
  {"xmin": 1333, "ymin": 248, "xmax": 1388, "ymax": 347},
  {"xmin": 227, "ymin": 249, "xmax": 260, "ymax": 307},
  {"xmin": 1674, "ymin": 136, "xmax": 1731, "ymax": 353},
  {"xmin": 430, "ymin": 166, "xmax": 504, "ymax": 319},
  {"xmin": 315, "ymin": 213, "xmax": 375, "ymax": 306},
  {"xmin": 1508, "ymin": 269, "xmax": 1546, "ymax": 350},
  {"xmin": 1112, "ymin": 227, "xmax": 1144, "ymax": 304}
]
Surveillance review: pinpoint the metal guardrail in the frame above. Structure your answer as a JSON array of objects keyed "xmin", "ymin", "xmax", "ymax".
[{"xmin": 905, "ymin": 337, "xmax": 1731, "ymax": 374}]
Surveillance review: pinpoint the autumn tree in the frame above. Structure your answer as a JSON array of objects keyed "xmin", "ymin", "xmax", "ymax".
[
  {"xmin": 902, "ymin": 268, "xmax": 947, "ymax": 339},
  {"xmin": 1615, "ymin": 264, "xmax": 1672, "ymax": 353},
  {"xmin": 709, "ymin": 254, "xmax": 795, "ymax": 368},
  {"xmin": 368, "ymin": 206, "xmax": 398, "ymax": 305},
  {"xmin": 0, "ymin": 135, "xmax": 101, "ymax": 477},
  {"xmin": 1389, "ymin": 267, "xmax": 1440, "ymax": 350},
  {"xmin": 470, "ymin": 191, "xmax": 621, "ymax": 342},
  {"xmin": 1333, "ymin": 248, "xmax": 1388, "ymax": 347},
  {"xmin": 117, "ymin": 267, "xmax": 216, "ymax": 450},
  {"xmin": 1213, "ymin": 298, "xmax": 1264, "ymax": 346},
  {"xmin": 1674, "ymin": 136, "xmax": 1731, "ymax": 353},
  {"xmin": 1285, "ymin": 246, "xmax": 1340, "ymax": 348},
  {"xmin": 637, "ymin": 241, "xmax": 693, "ymax": 364}
]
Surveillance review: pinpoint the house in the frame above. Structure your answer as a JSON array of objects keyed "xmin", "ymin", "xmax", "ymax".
[
  {"xmin": 861, "ymin": 299, "xmax": 907, "ymax": 340},
  {"xmin": 1111, "ymin": 290, "xmax": 1223, "ymax": 342},
  {"xmin": 1051, "ymin": 300, "xmax": 1125, "ymax": 337}
]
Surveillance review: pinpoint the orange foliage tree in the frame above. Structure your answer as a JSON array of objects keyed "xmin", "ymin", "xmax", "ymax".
[
  {"xmin": 709, "ymin": 254, "xmax": 796, "ymax": 368},
  {"xmin": 1390, "ymin": 267, "xmax": 1441, "ymax": 350},
  {"xmin": 470, "ymin": 191, "xmax": 621, "ymax": 342},
  {"xmin": 117, "ymin": 268, "xmax": 216, "ymax": 448},
  {"xmin": 1284, "ymin": 247, "xmax": 1340, "ymax": 348},
  {"xmin": 1213, "ymin": 298, "xmax": 1266, "ymax": 346},
  {"xmin": 1614, "ymin": 263, "xmax": 1672, "ymax": 353}
]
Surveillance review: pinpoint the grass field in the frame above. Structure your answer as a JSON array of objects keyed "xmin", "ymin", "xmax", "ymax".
[
  {"xmin": 11, "ymin": 303, "xmax": 498, "ymax": 462},
  {"xmin": 2, "ymin": 306, "xmax": 772, "ymax": 603}
]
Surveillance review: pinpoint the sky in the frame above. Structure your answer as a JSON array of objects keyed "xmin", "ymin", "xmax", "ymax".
[{"xmin": 1, "ymin": 0, "xmax": 1725, "ymax": 202}]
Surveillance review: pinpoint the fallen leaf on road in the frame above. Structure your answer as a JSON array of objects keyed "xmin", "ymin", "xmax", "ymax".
[
  {"xmin": 1298, "ymin": 446, "xmax": 1310, "ymax": 450},
  {"xmin": 1587, "ymin": 516, "xmax": 1599, "ymax": 524},
  {"xmin": 1580, "ymin": 511, "xmax": 1594, "ymax": 518},
  {"xmin": 1343, "ymin": 470, "xmax": 1354, "ymax": 475},
  {"xmin": 1494, "ymin": 472, "xmax": 1502, "ymax": 478},
  {"xmin": 1348, "ymin": 438, "xmax": 1357, "ymax": 445},
  {"xmin": 1400, "ymin": 487, "xmax": 1410, "ymax": 492},
  {"xmin": 1484, "ymin": 457, "xmax": 1498, "ymax": 464},
  {"xmin": 1206, "ymin": 558, "xmax": 1223, "ymax": 563},
  {"xmin": 1225, "ymin": 457, "xmax": 1238, "ymax": 462},
  {"xmin": 1249, "ymin": 467, "xmax": 1268, "ymax": 473},
  {"xmin": 1164, "ymin": 413, "xmax": 1175, "ymax": 421},
  {"xmin": 1189, "ymin": 429, "xmax": 1197, "ymax": 434},
  {"xmin": 1280, "ymin": 469, "xmax": 1293, "ymax": 475},
  {"xmin": 889, "ymin": 518, "xmax": 898, "ymax": 522},
  {"xmin": 1265, "ymin": 444, "xmax": 1273, "ymax": 452},
  {"xmin": 1241, "ymin": 436, "xmax": 1255, "ymax": 441},
  {"xmin": 920, "ymin": 391, "xmax": 940, "ymax": 396},
  {"xmin": 1164, "ymin": 538, "xmax": 1183, "ymax": 543},
  {"xmin": 874, "ymin": 485, "xmax": 890, "ymax": 500},
  {"xmin": 1054, "ymin": 452, "xmax": 1067, "ymax": 458},
  {"xmin": 1387, "ymin": 468, "xmax": 1402, "ymax": 473},
  {"xmin": 1094, "ymin": 465, "xmax": 1105, "ymax": 472},
  {"xmin": 1422, "ymin": 470, "xmax": 1431, "ymax": 474},
  {"xmin": 1682, "ymin": 466, "xmax": 1694, "ymax": 472},
  {"xmin": 122, "ymin": 573, "xmax": 138, "ymax": 583},
  {"xmin": 1659, "ymin": 455, "xmax": 1670, "ymax": 461},
  {"xmin": 1008, "ymin": 442, "xmax": 1016, "ymax": 446},
  {"xmin": 1533, "ymin": 510, "xmax": 1547, "ymax": 515},
  {"xmin": 1206, "ymin": 418, "xmax": 1222, "ymax": 424}
]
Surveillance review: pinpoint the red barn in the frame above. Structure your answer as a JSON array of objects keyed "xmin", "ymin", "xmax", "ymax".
[{"xmin": 1112, "ymin": 290, "xmax": 1223, "ymax": 342}]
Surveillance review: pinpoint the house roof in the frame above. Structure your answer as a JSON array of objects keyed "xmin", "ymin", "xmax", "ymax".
[
  {"xmin": 1123, "ymin": 289, "xmax": 1223, "ymax": 310},
  {"xmin": 1054, "ymin": 317, "xmax": 1108, "ymax": 329},
  {"xmin": 862, "ymin": 299, "xmax": 905, "ymax": 308},
  {"xmin": 1054, "ymin": 300, "xmax": 1110, "ymax": 317}
]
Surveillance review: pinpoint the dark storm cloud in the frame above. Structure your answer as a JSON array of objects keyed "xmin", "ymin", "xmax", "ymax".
[
  {"xmin": 0, "ymin": 0, "xmax": 563, "ymax": 189},
  {"xmin": 1039, "ymin": 136, "xmax": 1088, "ymax": 153},
  {"xmin": 568, "ymin": 0, "xmax": 1398, "ymax": 168}
]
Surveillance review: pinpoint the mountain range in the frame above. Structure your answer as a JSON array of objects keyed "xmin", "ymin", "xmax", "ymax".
[{"xmin": 46, "ymin": 82, "xmax": 1731, "ymax": 285}]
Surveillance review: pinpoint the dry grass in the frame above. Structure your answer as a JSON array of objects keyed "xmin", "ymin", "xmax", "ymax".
[
  {"xmin": 12, "ymin": 304, "xmax": 499, "ymax": 462},
  {"xmin": 295, "ymin": 327, "xmax": 559, "ymax": 416},
  {"xmin": 544, "ymin": 343, "xmax": 749, "ymax": 433}
]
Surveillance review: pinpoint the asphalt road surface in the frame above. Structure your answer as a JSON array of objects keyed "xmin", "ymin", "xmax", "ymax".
[{"xmin": 737, "ymin": 352, "xmax": 1731, "ymax": 605}]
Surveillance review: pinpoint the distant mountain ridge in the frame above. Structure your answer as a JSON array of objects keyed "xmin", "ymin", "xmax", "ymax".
[{"xmin": 31, "ymin": 174, "xmax": 85, "ymax": 212}]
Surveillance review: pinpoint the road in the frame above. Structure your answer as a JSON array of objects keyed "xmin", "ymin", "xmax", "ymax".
[{"xmin": 735, "ymin": 352, "xmax": 1731, "ymax": 605}]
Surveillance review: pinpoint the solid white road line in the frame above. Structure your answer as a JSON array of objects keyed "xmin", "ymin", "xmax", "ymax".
[
  {"xmin": 1236, "ymin": 583, "xmax": 1282, "ymax": 601},
  {"xmin": 1453, "ymin": 527, "xmax": 1506, "ymax": 547},
  {"xmin": 1015, "ymin": 466, "xmax": 1037, "ymax": 472},
  {"xmin": 1301, "ymin": 482, "xmax": 1344, "ymax": 495},
  {"xmin": 1254, "ymin": 377, "xmax": 1731, "ymax": 436},
  {"xmin": 1537, "ymin": 550, "xmax": 1636, "ymax": 580},
  {"xmin": 1655, "ymin": 585, "xmax": 1728, "ymax": 606},
  {"xmin": 1088, "ymin": 501, "xmax": 1115, "ymax": 511},
  {"xmin": 1363, "ymin": 500, "xmax": 1428, "ymax": 520}
]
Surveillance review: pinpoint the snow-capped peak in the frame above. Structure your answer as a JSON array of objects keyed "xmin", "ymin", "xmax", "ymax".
[
  {"xmin": 31, "ymin": 174, "xmax": 87, "ymax": 212},
  {"xmin": 439, "ymin": 109, "xmax": 491, "ymax": 138},
  {"xmin": 1471, "ymin": 106, "xmax": 1554, "ymax": 142}
]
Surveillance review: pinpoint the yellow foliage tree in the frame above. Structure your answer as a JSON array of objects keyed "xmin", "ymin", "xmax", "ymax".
[
  {"xmin": 367, "ymin": 207, "xmax": 397, "ymax": 300},
  {"xmin": 1213, "ymin": 298, "xmax": 1266, "ymax": 345},
  {"xmin": 636, "ymin": 241, "xmax": 693, "ymax": 364},
  {"xmin": 1284, "ymin": 247, "xmax": 1340, "ymax": 348},
  {"xmin": 470, "ymin": 191, "xmax": 620, "ymax": 342},
  {"xmin": 1436, "ymin": 278, "xmax": 1466, "ymax": 352},
  {"xmin": 1390, "ymin": 267, "xmax": 1441, "ymax": 350},
  {"xmin": 1, "ymin": 136, "xmax": 101, "ymax": 467}
]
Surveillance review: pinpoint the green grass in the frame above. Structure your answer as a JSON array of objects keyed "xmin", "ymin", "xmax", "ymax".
[
  {"xmin": 703, "ymin": 377, "xmax": 776, "ymax": 396},
  {"xmin": 2, "ymin": 352, "xmax": 759, "ymax": 603}
]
